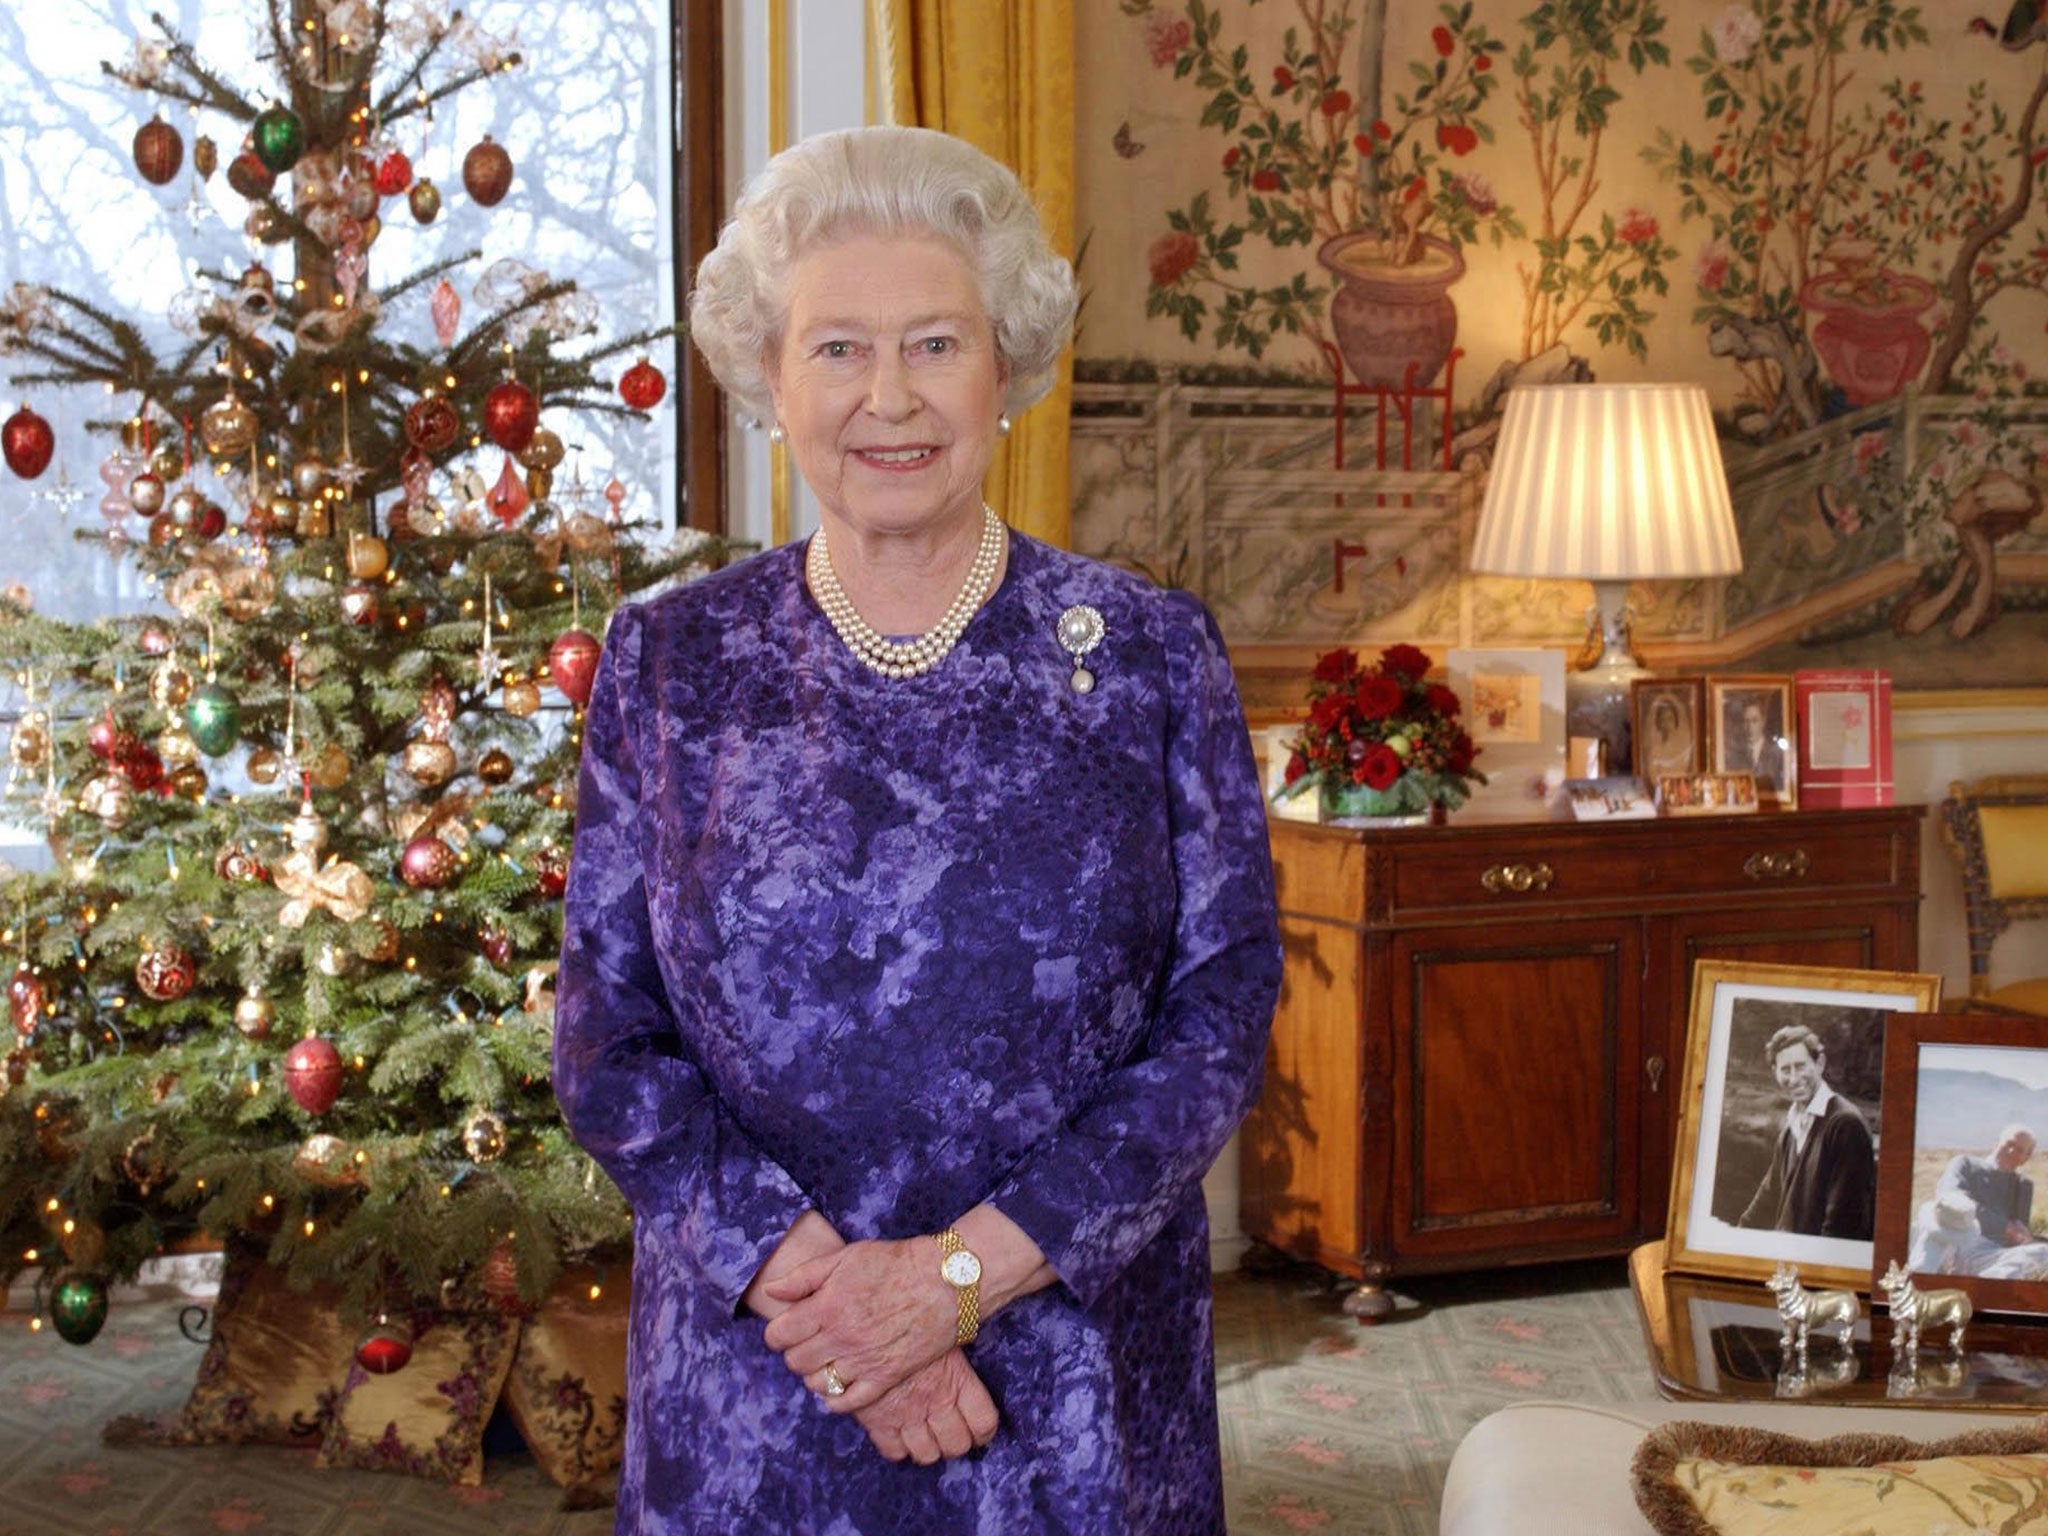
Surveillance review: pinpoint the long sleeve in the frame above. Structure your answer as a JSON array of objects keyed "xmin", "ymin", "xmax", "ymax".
[
  {"xmin": 552, "ymin": 602, "xmax": 811, "ymax": 1310},
  {"xmin": 1814, "ymin": 1106, "xmax": 1873, "ymax": 1238},
  {"xmin": 986, "ymin": 595, "xmax": 1281, "ymax": 1308}
]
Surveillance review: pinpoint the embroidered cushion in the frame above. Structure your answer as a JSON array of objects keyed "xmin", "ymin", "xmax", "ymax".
[{"xmin": 316, "ymin": 1311, "xmax": 518, "ymax": 1486}]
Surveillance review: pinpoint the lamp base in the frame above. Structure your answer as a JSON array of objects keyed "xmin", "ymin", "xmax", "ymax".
[{"xmin": 1568, "ymin": 580, "xmax": 1648, "ymax": 775}]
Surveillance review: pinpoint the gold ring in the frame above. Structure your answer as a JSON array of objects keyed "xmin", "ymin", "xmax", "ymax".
[{"xmin": 821, "ymin": 1362, "xmax": 846, "ymax": 1398}]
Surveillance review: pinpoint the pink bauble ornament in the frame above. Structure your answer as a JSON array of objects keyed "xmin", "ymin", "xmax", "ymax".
[
  {"xmin": 431, "ymin": 280, "xmax": 461, "ymax": 347},
  {"xmin": 398, "ymin": 834, "xmax": 457, "ymax": 889},
  {"xmin": 547, "ymin": 629, "xmax": 601, "ymax": 706}
]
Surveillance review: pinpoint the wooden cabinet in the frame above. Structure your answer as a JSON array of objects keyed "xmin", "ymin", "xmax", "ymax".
[{"xmin": 1242, "ymin": 808, "xmax": 1923, "ymax": 1315}]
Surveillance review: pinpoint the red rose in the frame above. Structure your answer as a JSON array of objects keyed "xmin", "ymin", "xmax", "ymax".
[
  {"xmin": 1144, "ymin": 13, "xmax": 1192, "ymax": 67},
  {"xmin": 1274, "ymin": 65, "xmax": 1296, "ymax": 89},
  {"xmin": 1148, "ymin": 229, "xmax": 1201, "ymax": 288},
  {"xmin": 1312, "ymin": 648, "xmax": 1356, "ymax": 684},
  {"xmin": 1309, "ymin": 694, "xmax": 1348, "ymax": 732},
  {"xmin": 1425, "ymin": 683, "xmax": 1462, "ymax": 717},
  {"xmin": 1320, "ymin": 90, "xmax": 1352, "ymax": 118},
  {"xmin": 1379, "ymin": 643, "xmax": 1431, "ymax": 680},
  {"xmin": 1446, "ymin": 732, "xmax": 1476, "ymax": 773},
  {"xmin": 1251, "ymin": 169, "xmax": 1282, "ymax": 191},
  {"xmin": 1432, "ymin": 25, "xmax": 1456, "ymax": 57},
  {"xmin": 1284, "ymin": 752, "xmax": 1308, "ymax": 785},
  {"xmin": 1223, "ymin": 146, "xmax": 1242, "ymax": 170},
  {"xmin": 1617, "ymin": 207, "xmax": 1659, "ymax": 245},
  {"xmin": 1354, "ymin": 676, "xmax": 1403, "ymax": 719},
  {"xmin": 1436, "ymin": 122, "xmax": 1479, "ymax": 156},
  {"xmin": 1360, "ymin": 743, "xmax": 1402, "ymax": 790}
]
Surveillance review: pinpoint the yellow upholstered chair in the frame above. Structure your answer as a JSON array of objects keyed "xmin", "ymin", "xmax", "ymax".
[{"xmin": 1941, "ymin": 774, "xmax": 2048, "ymax": 1015}]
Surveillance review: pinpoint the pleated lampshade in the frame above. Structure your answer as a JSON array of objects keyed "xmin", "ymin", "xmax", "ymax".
[{"xmin": 1472, "ymin": 383, "xmax": 1742, "ymax": 579}]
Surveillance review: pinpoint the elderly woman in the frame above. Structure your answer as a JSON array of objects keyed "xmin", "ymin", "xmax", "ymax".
[{"xmin": 552, "ymin": 126, "xmax": 1280, "ymax": 1534}]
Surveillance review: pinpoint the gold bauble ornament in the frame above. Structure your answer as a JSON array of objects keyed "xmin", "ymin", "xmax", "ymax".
[
  {"xmin": 296, "ymin": 498, "xmax": 334, "ymax": 539},
  {"xmin": 169, "ymin": 762, "xmax": 208, "ymax": 799},
  {"xmin": 291, "ymin": 456, "xmax": 330, "ymax": 500},
  {"xmin": 156, "ymin": 724, "xmax": 198, "ymax": 767},
  {"xmin": 149, "ymin": 659, "xmax": 194, "ymax": 710},
  {"xmin": 292, "ymin": 1133, "xmax": 360, "ymax": 1188},
  {"xmin": 525, "ymin": 467, "xmax": 553, "ymax": 501},
  {"xmin": 151, "ymin": 445, "xmax": 183, "ymax": 483},
  {"xmin": 8, "ymin": 715, "xmax": 49, "ymax": 771},
  {"xmin": 476, "ymin": 748, "xmax": 514, "ymax": 786},
  {"xmin": 193, "ymin": 134, "xmax": 218, "ymax": 180},
  {"xmin": 234, "ymin": 982, "xmax": 275, "ymax": 1039},
  {"xmin": 218, "ymin": 563, "xmax": 276, "ymax": 622},
  {"xmin": 461, "ymin": 1110, "xmax": 508, "ymax": 1163},
  {"xmin": 246, "ymin": 747, "xmax": 283, "ymax": 785},
  {"xmin": 128, "ymin": 469, "xmax": 166, "ymax": 516},
  {"xmin": 517, "ymin": 428, "xmax": 565, "ymax": 471},
  {"xmin": 403, "ymin": 739, "xmax": 458, "ymax": 787},
  {"xmin": 308, "ymin": 743, "xmax": 350, "ymax": 790},
  {"xmin": 409, "ymin": 177, "xmax": 441, "ymax": 223},
  {"xmin": 501, "ymin": 678, "xmax": 541, "ymax": 718},
  {"xmin": 345, "ymin": 531, "xmax": 389, "ymax": 579},
  {"xmin": 200, "ymin": 393, "xmax": 258, "ymax": 459},
  {"xmin": 80, "ymin": 773, "xmax": 134, "ymax": 828}
]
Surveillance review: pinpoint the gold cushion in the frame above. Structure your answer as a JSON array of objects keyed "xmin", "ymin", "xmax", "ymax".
[
  {"xmin": 1632, "ymin": 1418, "xmax": 2048, "ymax": 1536},
  {"xmin": 498, "ymin": 1265, "xmax": 629, "ymax": 1500},
  {"xmin": 316, "ymin": 1311, "xmax": 518, "ymax": 1486},
  {"xmin": 1980, "ymin": 805, "xmax": 2048, "ymax": 899},
  {"xmin": 1992, "ymin": 976, "xmax": 2048, "ymax": 1016},
  {"xmin": 174, "ymin": 1249, "xmax": 355, "ymax": 1445}
]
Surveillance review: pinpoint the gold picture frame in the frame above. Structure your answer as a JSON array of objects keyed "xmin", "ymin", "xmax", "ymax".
[
  {"xmin": 1705, "ymin": 674, "xmax": 1799, "ymax": 810},
  {"xmin": 1632, "ymin": 676, "xmax": 1705, "ymax": 780},
  {"xmin": 1667, "ymin": 960, "xmax": 1943, "ymax": 1291}
]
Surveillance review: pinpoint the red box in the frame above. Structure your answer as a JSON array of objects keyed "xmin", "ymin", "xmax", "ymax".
[{"xmin": 1794, "ymin": 669, "xmax": 1893, "ymax": 807}]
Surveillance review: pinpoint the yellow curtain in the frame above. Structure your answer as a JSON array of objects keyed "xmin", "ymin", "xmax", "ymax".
[{"xmin": 870, "ymin": 0, "xmax": 1075, "ymax": 549}]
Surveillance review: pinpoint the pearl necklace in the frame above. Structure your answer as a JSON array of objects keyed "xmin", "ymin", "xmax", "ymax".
[{"xmin": 806, "ymin": 506, "xmax": 1005, "ymax": 679}]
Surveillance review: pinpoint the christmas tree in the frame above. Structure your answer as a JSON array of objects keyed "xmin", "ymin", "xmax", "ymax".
[{"xmin": 0, "ymin": 1, "xmax": 702, "ymax": 1355}]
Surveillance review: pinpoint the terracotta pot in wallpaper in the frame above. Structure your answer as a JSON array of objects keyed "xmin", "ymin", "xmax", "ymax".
[
  {"xmin": 1799, "ymin": 267, "xmax": 1937, "ymax": 407},
  {"xmin": 1318, "ymin": 232, "xmax": 1465, "ymax": 391}
]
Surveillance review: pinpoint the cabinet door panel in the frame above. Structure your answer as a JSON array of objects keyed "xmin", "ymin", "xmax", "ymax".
[{"xmin": 1391, "ymin": 921, "xmax": 1642, "ymax": 1258}]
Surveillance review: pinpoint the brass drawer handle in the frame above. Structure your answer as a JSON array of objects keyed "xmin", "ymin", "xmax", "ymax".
[
  {"xmin": 1646, "ymin": 1056, "xmax": 1666, "ymax": 1094},
  {"xmin": 1743, "ymin": 849, "xmax": 1811, "ymax": 881},
  {"xmin": 1481, "ymin": 861, "xmax": 1554, "ymax": 895}
]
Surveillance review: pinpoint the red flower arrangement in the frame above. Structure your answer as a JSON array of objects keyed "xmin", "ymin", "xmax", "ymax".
[{"xmin": 1274, "ymin": 644, "xmax": 1484, "ymax": 821}]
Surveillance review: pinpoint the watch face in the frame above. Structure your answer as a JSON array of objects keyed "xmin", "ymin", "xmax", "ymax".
[{"xmin": 941, "ymin": 1250, "xmax": 982, "ymax": 1288}]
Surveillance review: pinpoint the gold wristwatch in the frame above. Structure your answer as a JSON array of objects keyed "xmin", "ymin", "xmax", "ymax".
[{"xmin": 932, "ymin": 1228, "xmax": 982, "ymax": 1346}]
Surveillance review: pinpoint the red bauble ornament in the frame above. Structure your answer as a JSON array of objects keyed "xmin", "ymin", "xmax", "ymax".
[
  {"xmin": 88, "ymin": 716, "xmax": 122, "ymax": 759},
  {"xmin": 618, "ymin": 359, "xmax": 667, "ymax": 412},
  {"xmin": 461, "ymin": 136, "xmax": 514, "ymax": 206},
  {"xmin": 398, "ymin": 834, "xmax": 458, "ymax": 890},
  {"xmin": 547, "ymin": 629, "xmax": 601, "ymax": 706},
  {"xmin": 133, "ymin": 116, "xmax": 184, "ymax": 185},
  {"xmin": 114, "ymin": 739, "xmax": 166, "ymax": 793},
  {"xmin": 373, "ymin": 149, "xmax": 413, "ymax": 196},
  {"xmin": 2, "ymin": 405, "xmax": 55, "ymax": 480},
  {"xmin": 534, "ymin": 844, "xmax": 570, "ymax": 899},
  {"xmin": 8, "ymin": 963, "xmax": 43, "ymax": 1038},
  {"xmin": 402, "ymin": 395, "xmax": 461, "ymax": 455},
  {"xmin": 135, "ymin": 943, "xmax": 196, "ymax": 1001},
  {"xmin": 485, "ymin": 454, "xmax": 531, "ymax": 527},
  {"xmin": 482, "ymin": 380, "xmax": 539, "ymax": 453},
  {"xmin": 226, "ymin": 151, "xmax": 275, "ymax": 200},
  {"xmin": 284, "ymin": 1035, "xmax": 345, "ymax": 1114},
  {"xmin": 354, "ymin": 1319, "xmax": 413, "ymax": 1375},
  {"xmin": 479, "ymin": 927, "xmax": 513, "ymax": 966}
]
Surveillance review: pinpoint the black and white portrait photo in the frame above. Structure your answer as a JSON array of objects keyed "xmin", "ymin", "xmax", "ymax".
[
  {"xmin": 1709, "ymin": 678, "xmax": 1796, "ymax": 806},
  {"xmin": 1633, "ymin": 678, "xmax": 1702, "ymax": 779}
]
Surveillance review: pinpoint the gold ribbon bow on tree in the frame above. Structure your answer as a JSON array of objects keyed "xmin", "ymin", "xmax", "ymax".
[
  {"xmin": 273, "ymin": 796, "xmax": 374, "ymax": 928},
  {"xmin": 531, "ymin": 512, "xmax": 615, "ymax": 569}
]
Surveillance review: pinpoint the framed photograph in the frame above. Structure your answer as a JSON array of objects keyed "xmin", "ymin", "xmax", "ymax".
[
  {"xmin": 1443, "ymin": 647, "xmax": 1568, "ymax": 822},
  {"xmin": 1564, "ymin": 776, "xmax": 1656, "ymax": 820},
  {"xmin": 1874, "ymin": 1011, "xmax": 2048, "ymax": 1320},
  {"xmin": 1655, "ymin": 771, "xmax": 1759, "ymax": 816},
  {"xmin": 1667, "ymin": 960, "xmax": 1944, "ymax": 1290},
  {"xmin": 1706, "ymin": 675, "xmax": 1799, "ymax": 810},
  {"xmin": 1632, "ymin": 677, "xmax": 1705, "ymax": 780}
]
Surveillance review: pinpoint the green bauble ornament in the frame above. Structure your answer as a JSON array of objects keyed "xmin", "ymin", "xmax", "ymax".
[
  {"xmin": 51, "ymin": 1272, "xmax": 109, "ymax": 1345},
  {"xmin": 185, "ymin": 683, "xmax": 241, "ymax": 757},
  {"xmin": 251, "ymin": 105, "xmax": 306, "ymax": 174}
]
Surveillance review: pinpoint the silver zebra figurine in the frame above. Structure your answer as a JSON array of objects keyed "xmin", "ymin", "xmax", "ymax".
[
  {"xmin": 1879, "ymin": 1259, "xmax": 1971, "ymax": 1354},
  {"xmin": 1765, "ymin": 1261, "xmax": 1859, "ymax": 1360}
]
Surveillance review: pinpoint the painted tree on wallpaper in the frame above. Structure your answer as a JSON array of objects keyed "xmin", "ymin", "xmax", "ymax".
[{"xmin": 1129, "ymin": 0, "xmax": 1687, "ymax": 382}]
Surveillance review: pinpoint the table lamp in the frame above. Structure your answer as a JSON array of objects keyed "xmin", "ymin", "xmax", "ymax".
[{"xmin": 1470, "ymin": 382, "xmax": 1742, "ymax": 773}]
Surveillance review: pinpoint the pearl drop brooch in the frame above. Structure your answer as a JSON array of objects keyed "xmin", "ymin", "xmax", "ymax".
[{"xmin": 1057, "ymin": 604, "xmax": 1105, "ymax": 693}]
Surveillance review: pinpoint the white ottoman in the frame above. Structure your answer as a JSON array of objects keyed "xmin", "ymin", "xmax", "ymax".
[{"xmin": 1439, "ymin": 1398, "xmax": 2022, "ymax": 1536}]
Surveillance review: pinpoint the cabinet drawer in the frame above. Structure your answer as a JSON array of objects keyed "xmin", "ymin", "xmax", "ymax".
[{"xmin": 1385, "ymin": 823, "xmax": 1905, "ymax": 916}]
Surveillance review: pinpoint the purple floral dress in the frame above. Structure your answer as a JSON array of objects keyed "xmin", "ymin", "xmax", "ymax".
[{"xmin": 553, "ymin": 531, "xmax": 1281, "ymax": 1534}]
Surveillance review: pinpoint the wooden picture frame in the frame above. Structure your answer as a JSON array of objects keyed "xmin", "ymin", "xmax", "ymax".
[
  {"xmin": 1874, "ymin": 1011, "xmax": 2048, "ymax": 1320},
  {"xmin": 1654, "ymin": 771, "xmax": 1759, "ymax": 816},
  {"xmin": 1667, "ymin": 960, "xmax": 1944, "ymax": 1290},
  {"xmin": 1706, "ymin": 675, "xmax": 1799, "ymax": 810},
  {"xmin": 1632, "ymin": 677, "xmax": 1705, "ymax": 781}
]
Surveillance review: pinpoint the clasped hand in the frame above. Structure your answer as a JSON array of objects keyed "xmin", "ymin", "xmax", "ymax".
[{"xmin": 762, "ymin": 1236, "xmax": 996, "ymax": 1464}]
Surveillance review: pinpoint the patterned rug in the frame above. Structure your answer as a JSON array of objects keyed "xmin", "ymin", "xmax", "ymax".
[{"xmin": 0, "ymin": 1258, "xmax": 1652, "ymax": 1535}]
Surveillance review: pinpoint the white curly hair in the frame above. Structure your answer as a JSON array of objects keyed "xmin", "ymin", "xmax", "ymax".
[{"xmin": 687, "ymin": 127, "xmax": 1076, "ymax": 426}]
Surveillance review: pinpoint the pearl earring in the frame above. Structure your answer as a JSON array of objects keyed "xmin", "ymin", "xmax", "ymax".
[
  {"xmin": 767, "ymin": 422, "xmax": 785, "ymax": 444},
  {"xmin": 997, "ymin": 414, "xmax": 1012, "ymax": 437}
]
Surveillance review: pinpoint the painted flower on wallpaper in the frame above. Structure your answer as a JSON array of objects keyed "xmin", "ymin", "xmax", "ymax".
[
  {"xmin": 1148, "ymin": 229, "xmax": 1201, "ymax": 288},
  {"xmin": 1694, "ymin": 237, "xmax": 1734, "ymax": 293},
  {"xmin": 1618, "ymin": 207, "xmax": 1659, "ymax": 246},
  {"xmin": 1144, "ymin": 10, "xmax": 1190, "ymax": 68},
  {"xmin": 1707, "ymin": 5, "xmax": 1763, "ymax": 65},
  {"xmin": 1452, "ymin": 172, "xmax": 1498, "ymax": 217}
]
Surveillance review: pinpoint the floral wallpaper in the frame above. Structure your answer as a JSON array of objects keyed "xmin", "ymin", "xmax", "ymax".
[{"xmin": 1074, "ymin": 0, "xmax": 2048, "ymax": 689}]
